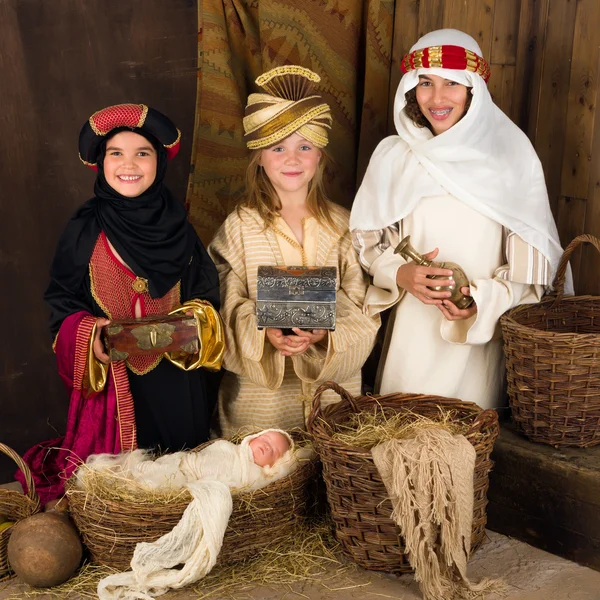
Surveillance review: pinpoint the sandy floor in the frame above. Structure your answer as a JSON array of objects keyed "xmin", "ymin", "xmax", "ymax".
[{"xmin": 1, "ymin": 530, "xmax": 599, "ymax": 600}]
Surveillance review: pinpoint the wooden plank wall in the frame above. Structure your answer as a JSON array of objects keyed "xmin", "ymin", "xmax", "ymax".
[
  {"xmin": 0, "ymin": 0, "xmax": 198, "ymax": 483},
  {"xmin": 389, "ymin": 0, "xmax": 600, "ymax": 294}
]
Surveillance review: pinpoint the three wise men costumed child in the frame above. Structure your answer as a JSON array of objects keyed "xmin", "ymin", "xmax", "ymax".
[
  {"xmin": 209, "ymin": 65, "xmax": 380, "ymax": 437},
  {"xmin": 350, "ymin": 29, "xmax": 570, "ymax": 409},
  {"xmin": 18, "ymin": 104, "xmax": 224, "ymax": 505}
]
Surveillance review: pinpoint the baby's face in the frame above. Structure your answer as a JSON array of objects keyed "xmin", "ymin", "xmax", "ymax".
[{"xmin": 249, "ymin": 431, "xmax": 290, "ymax": 467}]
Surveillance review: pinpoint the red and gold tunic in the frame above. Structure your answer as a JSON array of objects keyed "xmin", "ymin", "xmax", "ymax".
[{"xmin": 89, "ymin": 232, "xmax": 181, "ymax": 375}]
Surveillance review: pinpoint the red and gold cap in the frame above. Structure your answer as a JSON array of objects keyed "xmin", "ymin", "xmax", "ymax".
[
  {"xmin": 78, "ymin": 103, "xmax": 181, "ymax": 170},
  {"xmin": 401, "ymin": 44, "xmax": 491, "ymax": 82}
]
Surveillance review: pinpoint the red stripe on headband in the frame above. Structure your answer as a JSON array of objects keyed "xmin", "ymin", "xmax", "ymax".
[{"xmin": 401, "ymin": 45, "xmax": 491, "ymax": 82}]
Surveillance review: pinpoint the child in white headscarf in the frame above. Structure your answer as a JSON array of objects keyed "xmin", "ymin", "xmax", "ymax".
[{"xmin": 350, "ymin": 29, "xmax": 569, "ymax": 409}]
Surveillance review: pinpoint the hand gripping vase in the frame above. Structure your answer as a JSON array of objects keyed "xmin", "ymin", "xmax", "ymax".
[{"xmin": 394, "ymin": 235, "xmax": 474, "ymax": 309}]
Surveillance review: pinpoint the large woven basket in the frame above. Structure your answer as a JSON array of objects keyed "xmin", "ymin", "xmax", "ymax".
[
  {"xmin": 307, "ymin": 381, "xmax": 499, "ymax": 574},
  {"xmin": 66, "ymin": 436, "xmax": 316, "ymax": 570},
  {"xmin": 501, "ymin": 234, "xmax": 600, "ymax": 448},
  {"xmin": 0, "ymin": 443, "xmax": 41, "ymax": 580}
]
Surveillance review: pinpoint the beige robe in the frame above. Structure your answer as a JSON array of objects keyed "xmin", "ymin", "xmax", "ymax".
[
  {"xmin": 209, "ymin": 204, "xmax": 380, "ymax": 436},
  {"xmin": 353, "ymin": 194, "xmax": 546, "ymax": 409}
]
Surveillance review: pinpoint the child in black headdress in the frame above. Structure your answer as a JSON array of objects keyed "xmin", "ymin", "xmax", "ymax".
[{"xmin": 20, "ymin": 104, "xmax": 223, "ymax": 505}]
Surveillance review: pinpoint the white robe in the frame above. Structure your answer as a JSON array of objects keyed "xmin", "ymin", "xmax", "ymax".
[{"xmin": 363, "ymin": 194, "xmax": 543, "ymax": 408}]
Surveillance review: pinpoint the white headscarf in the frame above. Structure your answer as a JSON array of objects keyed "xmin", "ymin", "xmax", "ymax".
[{"xmin": 350, "ymin": 29, "xmax": 568, "ymax": 289}]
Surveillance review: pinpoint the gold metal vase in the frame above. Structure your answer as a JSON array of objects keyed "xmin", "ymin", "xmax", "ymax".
[{"xmin": 394, "ymin": 235, "xmax": 474, "ymax": 309}]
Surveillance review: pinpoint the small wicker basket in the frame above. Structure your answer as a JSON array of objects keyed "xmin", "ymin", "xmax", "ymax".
[
  {"xmin": 66, "ymin": 436, "xmax": 317, "ymax": 570},
  {"xmin": 0, "ymin": 443, "xmax": 41, "ymax": 581},
  {"xmin": 501, "ymin": 234, "xmax": 600, "ymax": 448},
  {"xmin": 307, "ymin": 381, "xmax": 499, "ymax": 574}
]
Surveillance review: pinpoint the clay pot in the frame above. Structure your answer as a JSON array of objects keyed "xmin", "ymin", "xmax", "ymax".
[
  {"xmin": 43, "ymin": 497, "xmax": 69, "ymax": 513},
  {"xmin": 7, "ymin": 510, "xmax": 82, "ymax": 587}
]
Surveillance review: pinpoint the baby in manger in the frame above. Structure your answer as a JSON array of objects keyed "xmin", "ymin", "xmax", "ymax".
[
  {"xmin": 77, "ymin": 430, "xmax": 313, "ymax": 600},
  {"xmin": 79, "ymin": 428, "xmax": 303, "ymax": 493}
]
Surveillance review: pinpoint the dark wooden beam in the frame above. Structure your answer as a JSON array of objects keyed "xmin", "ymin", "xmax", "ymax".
[{"xmin": 487, "ymin": 422, "xmax": 600, "ymax": 571}]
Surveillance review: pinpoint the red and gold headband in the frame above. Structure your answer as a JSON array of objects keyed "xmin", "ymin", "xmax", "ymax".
[{"xmin": 401, "ymin": 45, "xmax": 491, "ymax": 82}]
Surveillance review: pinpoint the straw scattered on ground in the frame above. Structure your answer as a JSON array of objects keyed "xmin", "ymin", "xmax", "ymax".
[
  {"xmin": 4, "ymin": 563, "xmax": 119, "ymax": 599},
  {"xmin": 193, "ymin": 518, "xmax": 360, "ymax": 600},
  {"xmin": 329, "ymin": 405, "xmax": 474, "ymax": 449},
  {"xmin": 4, "ymin": 519, "xmax": 365, "ymax": 600}
]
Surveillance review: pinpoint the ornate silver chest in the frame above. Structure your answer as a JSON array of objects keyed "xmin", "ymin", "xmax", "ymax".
[{"xmin": 256, "ymin": 266, "xmax": 337, "ymax": 331}]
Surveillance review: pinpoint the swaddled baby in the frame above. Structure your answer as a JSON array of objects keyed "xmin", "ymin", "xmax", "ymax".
[{"xmin": 80, "ymin": 429, "xmax": 310, "ymax": 493}]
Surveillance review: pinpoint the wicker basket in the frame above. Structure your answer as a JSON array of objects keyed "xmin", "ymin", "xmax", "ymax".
[
  {"xmin": 306, "ymin": 381, "xmax": 499, "ymax": 574},
  {"xmin": 501, "ymin": 234, "xmax": 600, "ymax": 448},
  {"xmin": 66, "ymin": 436, "xmax": 317, "ymax": 570},
  {"xmin": 0, "ymin": 443, "xmax": 41, "ymax": 581}
]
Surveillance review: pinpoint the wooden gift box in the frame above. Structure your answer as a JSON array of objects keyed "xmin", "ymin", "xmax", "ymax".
[
  {"xmin": 256, "ymin": 266, "xmax": 337, "ymax": 331},
  {"xmin": 103, "ymin": 314, "xmax": 198, "ymax": 361}
]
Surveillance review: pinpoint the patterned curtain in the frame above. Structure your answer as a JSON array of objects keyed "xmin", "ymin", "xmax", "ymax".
[{"xmin": 187, "ymin": 0, "xmax": 395, "ymax": 243}]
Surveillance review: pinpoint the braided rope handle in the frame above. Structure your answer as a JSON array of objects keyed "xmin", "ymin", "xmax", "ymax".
[
  {"xmin": 552, "ymin": 234, "xmax": 600, "ymax": 300},
  {"xmin": 0, "ymin": 443, "xmax": 38, "ymax": 504},
  {"xmin": 307, "ymin": 381, "xmax": 358, "ymax": 432}
]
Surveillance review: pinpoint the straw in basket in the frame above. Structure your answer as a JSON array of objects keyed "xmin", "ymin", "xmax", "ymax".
[
  {"xmin": 0, "ymin": 443, "xmax": 41, "ymax": 580},
  {"xmin": 501, "ymin": 234, "xmax": 600, "ymax": 447},
  {"xmin": 306, "ymin": 381, "xmax": 499, "ymax": 574},
  {"xmin": 66, "ymin": 434, "xmax": 317, "ymax": 570}
]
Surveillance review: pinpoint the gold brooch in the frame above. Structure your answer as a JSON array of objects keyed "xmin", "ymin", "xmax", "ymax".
[{"xmin": 132, "ymin": 277, "xmax": 149, "ymax": 293}]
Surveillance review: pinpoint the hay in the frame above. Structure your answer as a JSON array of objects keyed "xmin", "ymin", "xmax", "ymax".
[
  {"xmin": 193, "ymin": 518, "xmax": 357, "ymax": 599},
  {"xmin": 67, "ymin": 439, "xmax": 318, "ymax": 571},
  {"xmin": 72, "ymin": 429, "xmax": 315, "ymax": 508},
  {"xmin": 69, "ymin": 459, "xmax": 302, "ymax": 541},
  {"xmin": 4, "ymin": 563, "xmax": 119, "ymax": 599},
  {"xmin": 71, "ymin": 460, "xmax": 277, "ymax": 514},
  {"xmin": 4, "ymin": 519, "xmax": 361, "ymax": 600},
  {"xmin": 329, "ymin": 405, "xmax": 473, "ymax": 449},
  {"xmin": 73, "ymin": 464, "xmax": 192, "ymax": 506}
]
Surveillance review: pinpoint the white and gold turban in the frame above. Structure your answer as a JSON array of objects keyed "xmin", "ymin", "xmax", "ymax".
[{"xmin": 243, "ymin": 65, "xmax": 332, "ymax": 149}]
